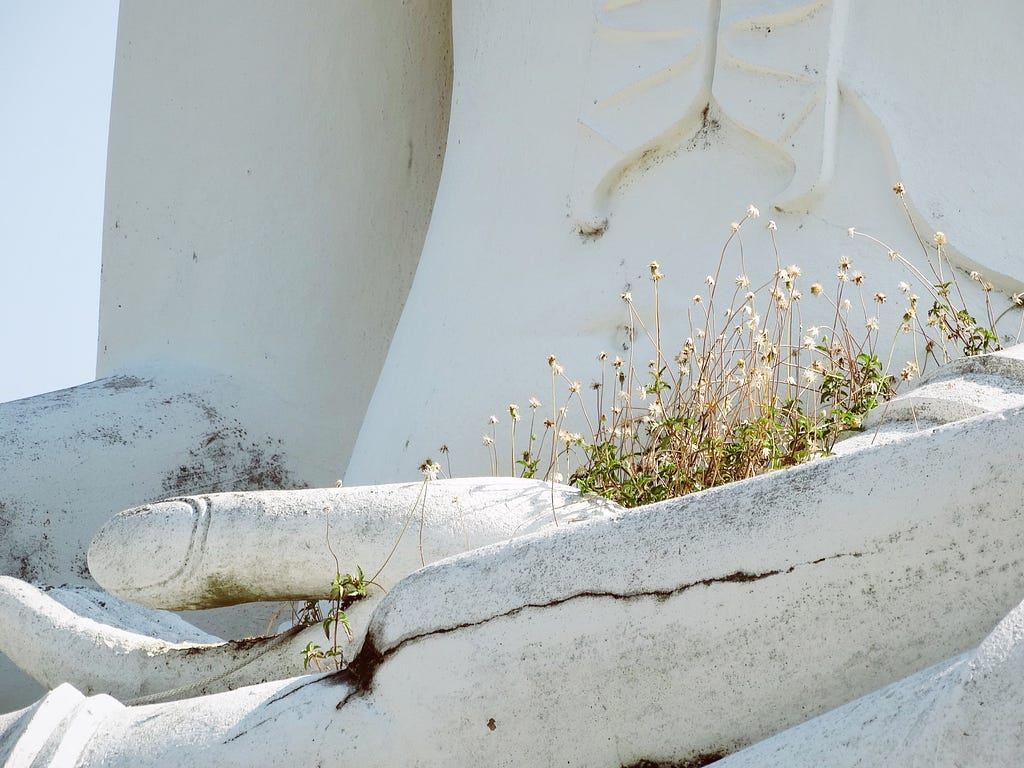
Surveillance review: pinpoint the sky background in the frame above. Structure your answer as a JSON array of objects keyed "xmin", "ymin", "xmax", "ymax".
[{"xmin": 0, "ymin": 2, "xmax": 119, "ymax": 403}]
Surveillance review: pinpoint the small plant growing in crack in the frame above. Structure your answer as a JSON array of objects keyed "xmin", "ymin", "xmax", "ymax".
[
  {"xmin": 298, "ymin": 567, "xmax": 368, "ymax": 671},
  {"xmin": 299, "ymin": 459, "xmax": 443, "ymax": 671}
]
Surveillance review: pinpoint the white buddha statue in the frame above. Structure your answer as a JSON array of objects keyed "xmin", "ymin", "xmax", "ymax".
[{"xmin": 3, "ymin": 1, "xmax": 1024, "ymax": 762}]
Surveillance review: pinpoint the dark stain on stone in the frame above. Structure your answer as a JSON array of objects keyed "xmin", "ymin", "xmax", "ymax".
[
  {"xmin": 102, "ymin": 375, "xmax": 152, "ymax": 390},
  {"xmin": 160, "ymin": 433, "xmax": 305, "ymax": 497},
  {"xmin": 624, "ymin": 753, "xmax": 730, "ymax": 768},
  {"xmin": 687, "ymin": 103, "xmax": 721, "ymax": 151}
]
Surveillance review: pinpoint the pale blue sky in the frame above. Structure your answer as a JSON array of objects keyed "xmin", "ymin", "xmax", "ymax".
[{"xmin": 0, "ymin": 2, "xmax": 119, "ymax": 403}]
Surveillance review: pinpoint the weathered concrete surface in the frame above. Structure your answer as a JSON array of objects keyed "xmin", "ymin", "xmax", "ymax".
[
  {"xmin": 0, "ymin": 576, "xmax": 365, "ymax": 704},
  {"xmin": 3, "ymin": 395, "xmax": 1022, "ymax": 765},
  {"xmin": 836, "ymin": 345, "xmax": 1024, "ymax": 452},
  {"xmin": 98, "ymin": 0, "xmax": 452, "ymax": 478},
  {"xmin": 88, "ymin": 479, "xmax": 616, "ymax": 610},
  {"xmin": 717, "ymin": 596, "xmax": 1024, "ymax": 766},
  {"xmin": 0, "ymin": 480, "xmax": 614, "ymax": 706},
  {"xmin": 347, "ymin": 0, "xmax": 1023, "ymax": 485},
  {"xmin": 0, "ymin": 367, "xmax": 320, "ymax": 711}
]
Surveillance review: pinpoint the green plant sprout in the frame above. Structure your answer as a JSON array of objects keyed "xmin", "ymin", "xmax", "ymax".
[{"xmin": 299, "ymin": 459, "xmax": 443, "ymax": 671}]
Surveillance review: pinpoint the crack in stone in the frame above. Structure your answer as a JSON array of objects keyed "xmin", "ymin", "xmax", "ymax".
[{"xmin": 340, "ymin": 550, "xmax": 865, "ymax": 698}]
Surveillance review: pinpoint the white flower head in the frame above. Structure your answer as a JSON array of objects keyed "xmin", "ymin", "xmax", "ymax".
[{"xmin": 747, "ymin": 204, "xmax": 760, "ymax": 219}]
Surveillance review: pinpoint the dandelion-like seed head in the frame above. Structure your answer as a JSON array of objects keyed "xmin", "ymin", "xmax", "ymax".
[
  {"xmin": 934, "ymin": 231, "xmax": 947, "ymax": 246},
  {"xmin": 747, "ymin": 204, "xmax": 760, "ymax": 219},
  {"xmin": 693, "ymin": 294, "xmax": 703, "ymax": 304},
  {"xmin": 767, "ymin": 220, "xmax": 777, "ymax": 232},
  {"xmin": 841, "ymin": 299, "xmax": 852, "ymax": 312},
  {"xmin": 839, "ymin": 255, "xmax": 852, "ymax": 270},
  {"xmin": 649, "ymin": 261, "xmax": 664, "ymax": 281},
  {"xmin": 730, "ymin": 221, "xmax": 741, "ymax": 233},
  {"xmin": 898, "ymin": 280, "xmax": 911, "ymax": 294},
  {"xmin": 847, "ymin": 227, "xmax": 857, "ymax": 238},
  {"xmin": 489, "ymin": 415, "xmax": 499, "ymax": 425},
  {"xmin": 874, "ymin": 292, "xmax": 887, "ymax": 304},
  {"xmin": 865, "ymin": 317, "xmax": 880, "ymax": 332},
  {"xmin": 548, "ymin": 354, "xmax": 557, "ymax": 368},
  {"xmin": 482, "ymin": 435, "xmax": 495, "ymax": 446},
  {"xmin": 852, "ymin": 271, "xmax": 865, "ymax": 286},
  {"xmin": 893, "ymin": 182, "xmax": 905, "ymax": 195},
  {"xmin": 613, "ymin": 356, "xmax": 624, "ymax": 369},
  {"xmin": 1012, "ymin": 293, "xmax": 1024, "ymax": 307},
  {"xmin": 810, "ymin": 283, "xmax": 824, "ymax": 296},
  {"xmin": 568, "ymin": 381, "xmax": 581, "ymax": 394},
  {"xmin": 705, "ymin": 275, "xmax": 716, "ymax": 287},
  {"xmin": 735, "ymin": 274, "xmax": 750, "ymax": 288},
  {"xmin": 529, "ymin": 397, "xmax": 541, "ymax": 409},
  {"xmin": 620, "ymin": 291, "xmax": 632, "ymax": 303},
  {"xmin": 787, "ymin": 264, "xmax": 802, "ymax": 278},
  {"xmin": 508, "ymin": 403, "xmax": 520, "ymax": 421},
  {"xmin": 419, "ymin": 459, "xmax": 441, "ymax": 481},
  {"xmin": 970, "ymin": 271, "xmax": 982, "ymax": 281},
  {"xmin": 888, "ymin": 250, "xmax": 899, "ymax": 262}
]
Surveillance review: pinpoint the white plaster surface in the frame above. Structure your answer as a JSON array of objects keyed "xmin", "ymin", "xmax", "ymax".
[
  {"xmin": 716, "ymin": 596, "xmax": 1024, "ymax": 766},
  {"xmin": 3, "ymin": 388, "xmax": 1024, "ymax": 765},
  {"xmin": 6, "ymin": 0, "xmax": 1024, "ymax": 761},
  {"xmin": 0, "ymin": 366, "xmax": 327, "ymax": 710},
  {"xmin": 347, "ymin": 0, "xmax": 1024, "ymax": 485},
  {"xmin": 88, "ymin": 478, "xmax": 615, "ymax": 610},
  {"xmin": 0, "ymin": 575, "xmax": 380, "ymax": 706},
  {"xmin": 835, "ymin": 346, "xmax": 1024, "ymax": 452},
  {"xmin": 97, "ymin": 1, "xmax": 452, "ymax": 478}
]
